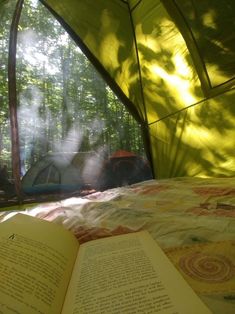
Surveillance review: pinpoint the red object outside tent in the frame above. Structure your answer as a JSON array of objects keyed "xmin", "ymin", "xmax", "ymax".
[
  {"xmin": 110, "ymin": 150, "xmax": 137, "ymax": 158},
  {"xmin": 98, "ymin": 150, "xmax": 152, "ymax": 190}
]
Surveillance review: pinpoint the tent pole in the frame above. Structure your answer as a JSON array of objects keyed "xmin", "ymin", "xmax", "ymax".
[
  {"xmin": 8, "ymin": 0, "xmax": 24, "ymax": 201},
  {"xmin": 127, "ymin": 2, "xmax": 155, "ymax": 177}
]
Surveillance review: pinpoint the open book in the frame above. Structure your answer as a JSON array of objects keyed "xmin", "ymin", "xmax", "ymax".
[{"xmin": 0, "ymin": 214, "xmax": 211, "ymax": 314}]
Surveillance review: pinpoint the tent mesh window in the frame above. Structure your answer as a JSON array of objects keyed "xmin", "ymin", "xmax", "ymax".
[{"xmin": 0, "ymin": 0, "xmax": 151, "ymax": 206}]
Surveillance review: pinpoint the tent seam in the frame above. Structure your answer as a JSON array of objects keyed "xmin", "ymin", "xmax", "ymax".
[
  {"xmin": 126, "ymin": 0, "xmax": 154, "ymax": 174},
  {"xmin": 126, "ymin": 1, "xmax": 147, "ymax": 124},
  {"xmin": 130, "ymin": 0, "xmax": 142, "ymax": 12},
  {"xmin": 162, "ymin": 0, "xmax": 211, "ymax": 95},
  {"xmin": 148, "ymin": 86, "xmax": 235, "ymax": 126}
]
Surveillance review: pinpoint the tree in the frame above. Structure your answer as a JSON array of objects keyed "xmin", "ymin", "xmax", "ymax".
[{"xmin": 1, "ymin": 0, "xmax": 147, "ymax": 180}]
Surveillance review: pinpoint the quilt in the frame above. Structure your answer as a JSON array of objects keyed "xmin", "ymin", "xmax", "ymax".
[{"xmin": 1, "ymin": 177, "xmax": 235, "ymax": 313}]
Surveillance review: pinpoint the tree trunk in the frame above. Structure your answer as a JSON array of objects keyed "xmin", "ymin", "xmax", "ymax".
[{"xmin": 8, "ymin": 0, "xmax": 24, "ymax": 200}]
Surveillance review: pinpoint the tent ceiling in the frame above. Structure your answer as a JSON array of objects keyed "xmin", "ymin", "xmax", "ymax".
[
  {"xmin": 164, "ymin": 0, "xmax": 235, "ymax": 95},
  {"xmin": 42, "ymin": 0, "xmax": 235, "ymax": 123},
  {"xmin": 39, "ymin": 0, "xmax": 235, "ymax": 178},
  {"xmin": 3, "ymin": 0, "xmax": 235, "ymax": 179}
]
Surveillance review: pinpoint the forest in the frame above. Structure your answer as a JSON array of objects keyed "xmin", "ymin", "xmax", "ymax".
[{"xmin": 0, "ymin": 0, "xmax": 146, "ymax": 183}]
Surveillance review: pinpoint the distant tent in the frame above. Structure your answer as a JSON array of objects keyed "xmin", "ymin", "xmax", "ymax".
[
  {"xmin": 98, "ymin": 150, "xmax": 153, "ymax": 190},
  {"xmin": 22, "ymin": 152, "xmax": 102, "ymax": 194}
]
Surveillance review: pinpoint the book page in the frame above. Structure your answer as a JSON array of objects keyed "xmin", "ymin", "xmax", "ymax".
[
  {"xmin": 0, "ymin": 214, "xmax": 79, "ymax": 314},
  {"xmin": 62, "ymin": 231, "xmax": 211, "ymax": 314}
]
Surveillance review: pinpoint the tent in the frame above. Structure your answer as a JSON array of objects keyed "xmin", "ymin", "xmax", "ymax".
[
  {"xmin": 2, "ymin": 0, "xmax": 235, "ymax": 199},
  {"xmin": 1, "ymin": 4, "xmax": 235, "ymax": 311},
  {"xmin": 98, "ymin": 150, "xmax": 153, "ymax": 190},
  {"xmin": 22, "ymin": 152, "xmax": 103, "ymax": 194},
  {"xmin": 39, "ymin": 0, "xmax": 235, "ymax": 178},
  {"xmin": 22, "ymin": 150, "xmax": 152, "ymax": 194}
]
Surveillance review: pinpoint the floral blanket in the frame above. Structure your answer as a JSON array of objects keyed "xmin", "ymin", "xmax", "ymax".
[{"xmin": 1, "ymin": 177, "xmax": 235, "ymax": 313}]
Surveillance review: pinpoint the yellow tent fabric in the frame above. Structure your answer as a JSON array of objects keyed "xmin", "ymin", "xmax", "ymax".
[{"xmin": 42, "ymin": 0, "xmax": 235, "ymax": 178}]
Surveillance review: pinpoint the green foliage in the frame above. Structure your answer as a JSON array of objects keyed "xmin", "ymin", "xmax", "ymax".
[{"xmin": 1, "ymin": 0, "xmax": 146, "ymax": 176}]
